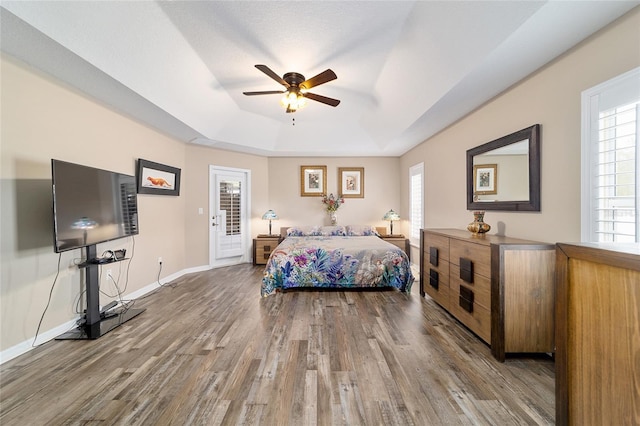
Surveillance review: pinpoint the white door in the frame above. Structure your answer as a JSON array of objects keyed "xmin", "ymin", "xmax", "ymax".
[{"xmin": 209, "ymin": 166, "xmax": 251, "ymax": 267}]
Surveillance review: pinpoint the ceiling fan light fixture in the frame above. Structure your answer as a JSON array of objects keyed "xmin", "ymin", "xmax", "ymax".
[
  {"xmin": 245, "ymin": 65, "xmax": 339, "ymax": 112},
  {"xmin": 281, "ymin": 89, "xmax": 305, "ymax": 112}
]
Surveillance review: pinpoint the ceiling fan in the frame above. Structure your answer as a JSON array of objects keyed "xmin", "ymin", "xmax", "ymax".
[{"xmin": 243, "ymin": 64, "xmax": 340, "ymax": 113}]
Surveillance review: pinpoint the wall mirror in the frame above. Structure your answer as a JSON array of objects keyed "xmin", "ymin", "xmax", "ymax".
[{"xmin": 466, "ymin": 124, "xmax": 540, "ymax": 211}]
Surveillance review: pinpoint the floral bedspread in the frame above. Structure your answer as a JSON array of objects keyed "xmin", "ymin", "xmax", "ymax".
[{"xmin": 261, "ymin": 235, "xmax": 414, "ymax": 296}]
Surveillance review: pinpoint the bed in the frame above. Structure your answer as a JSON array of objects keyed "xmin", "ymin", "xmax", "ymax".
[{"xmin": 261, "ymin": 225, "xmax": 414, "ymax": 297}]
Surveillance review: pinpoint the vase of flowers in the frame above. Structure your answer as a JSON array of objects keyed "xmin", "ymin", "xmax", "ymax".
[{"xmin": 322, "ymin": 193, "xmax": 344, "ymax": 225}]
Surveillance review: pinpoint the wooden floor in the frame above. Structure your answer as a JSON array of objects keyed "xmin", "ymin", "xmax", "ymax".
[{"xmin": 0, "ymin": 264, "xmax": 554, "ymax": 425}]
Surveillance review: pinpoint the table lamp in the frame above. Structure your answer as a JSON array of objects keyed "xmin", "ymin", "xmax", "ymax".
[
  {"xmin": 262, "ymin": 209, "xmax": 278, "ymax": 235},
  {"xmin": 382, "ymin": 209, "xmax": 400, "ymax": 235}
]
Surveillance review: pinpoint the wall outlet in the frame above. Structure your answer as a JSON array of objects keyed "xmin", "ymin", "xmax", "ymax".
[{"xmin": 158, "ymin": 257, "xmax": 162, "ymax": 264}]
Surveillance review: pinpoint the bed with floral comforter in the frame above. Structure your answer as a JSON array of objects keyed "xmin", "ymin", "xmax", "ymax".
[{"xmin": 261, "ymin": 233, "xmax": 414, "ymax": 297}]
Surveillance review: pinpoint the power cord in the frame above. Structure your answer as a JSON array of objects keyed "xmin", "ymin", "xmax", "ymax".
[
  {"xmin": 33, "ymin": 252, "xmax": 62, "ymax": 347},
  {"xmin": 156, "ymin": 259, "xmax": 176, "ymax": 289}
]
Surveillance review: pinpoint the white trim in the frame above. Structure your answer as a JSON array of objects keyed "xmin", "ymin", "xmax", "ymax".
[
  {"xmin": 581, "ymin": 67, "xmax": 640, "ymax": 242},
  {"xmin": 209, "ymin": 165, "xmax": 252, "ymax": 267}
]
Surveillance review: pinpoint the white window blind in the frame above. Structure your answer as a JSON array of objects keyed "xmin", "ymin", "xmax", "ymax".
[
  {"xmin": 409, "ymin": 163, "xmax": 424, "ymax": 244},
  {"xmin": 582, "ymin": 67, "xmax": 640, "ymax": 242}
]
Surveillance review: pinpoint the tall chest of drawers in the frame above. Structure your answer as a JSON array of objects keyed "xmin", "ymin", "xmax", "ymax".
[{"xmin": 420, "ymin": 229, "xmax": 556, "ymax": 361}]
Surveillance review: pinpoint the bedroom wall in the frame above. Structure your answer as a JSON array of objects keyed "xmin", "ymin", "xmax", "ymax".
[
  {"xmin": 0, "ymin": 55, "xmax": 188, "ymax": 353},
  {"xmin": 400, "ymin": 7, "xmax": 640, "ymax": 256},
  {"xmin": 183, "ymin": 144, "xmax": 269, "ymax": 267},
  {"xmin": 267, "ymin": 157, "xmax": 401, "ymax": 234}
]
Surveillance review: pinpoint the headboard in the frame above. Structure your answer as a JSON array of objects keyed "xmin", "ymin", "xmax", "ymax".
[{"xmin": 280, "ymin": 227, "xmax": 290, "ymax": 238}]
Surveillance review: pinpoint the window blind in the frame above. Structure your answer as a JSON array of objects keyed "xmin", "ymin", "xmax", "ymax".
[
  {"xmin": 582, "ymin": 67, "xmax": 640, "ymax": 243},
  {"xmin": 593, "ymin": 103, "xmax": 638, "ymax": 242},
  {"xmin": 409, "ymin": 163, "xmax": 424, "ymax": 242}
]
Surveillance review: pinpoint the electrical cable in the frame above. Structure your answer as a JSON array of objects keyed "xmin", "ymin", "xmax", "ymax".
[{"xmin": 32, "ymin": 252, "xmax": 62, "ymax": 347}]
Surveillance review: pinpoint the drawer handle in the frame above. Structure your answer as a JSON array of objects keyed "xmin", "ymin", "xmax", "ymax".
[
  {"xmin": 429, "ymin": 269, "xmax": 439, "ymax": 290},
  {"xmin": 263, "ymin": 253, "xmax": 270, "ymax": 259},
  {"xmin": 460, "ymin": 257, "xmax": 473, "ymax": 283},
  {"xmin": 264, "ymin": 245, "xmax": 271, "ymax": 251},
  {"xmin": 429, "ymin": 247, "xmax": 438, "ymax": 267},
  {"xmin": 459, "ymin": 286, "xmax": 474, "ymax": 313}
]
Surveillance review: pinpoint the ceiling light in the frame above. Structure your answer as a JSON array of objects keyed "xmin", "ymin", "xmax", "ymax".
[{"xmin": 281, "ymin": 89, "xmax": 305, "ymax": 113}]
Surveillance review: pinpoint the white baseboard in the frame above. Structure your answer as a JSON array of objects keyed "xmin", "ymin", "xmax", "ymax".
[
  {"xmin": 0, "ymin": 318, "xmax": 78, "ymax": 365},
  {"xmin": 0, "ymin": 264, "xmax": 212, "ymax": 365}
]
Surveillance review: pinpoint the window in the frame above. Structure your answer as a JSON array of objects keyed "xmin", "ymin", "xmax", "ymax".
[
  {"xmin": 409, "ymin": 162, "xmax": 424, "ymax": 245},
  {"xmin": 582, "ymin": 67, "xmax": 640, "ymax": 242}
]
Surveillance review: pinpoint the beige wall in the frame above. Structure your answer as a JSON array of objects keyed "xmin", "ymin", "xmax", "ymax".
[
  {"xmin": 400, "ymin": 7, "xmax": 640, "ymax": 257},
  {"xmin": 183, "ymin": 144, "xmax": 269, "ymax": 267},
  {"xmin": 0, "ymin": 55, "xmax": 188, "ymax": 351},
  {"xmin": 267, "ymin": 157, "xmax": 401, "ymax": 234}
]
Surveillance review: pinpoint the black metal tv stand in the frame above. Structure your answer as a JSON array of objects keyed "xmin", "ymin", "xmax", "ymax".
[{"xmin": 56, "ymin": 244, "xmax": 145, "ymax": 340}]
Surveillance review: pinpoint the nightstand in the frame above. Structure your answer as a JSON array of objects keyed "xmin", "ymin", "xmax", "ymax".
[
  {"xmin": 379, "ymin": 234, "xmax": 410, "ymax": 260},
  {"xmin": 253, "ymin": 235, "xmax": 280, "ymax": 265}
]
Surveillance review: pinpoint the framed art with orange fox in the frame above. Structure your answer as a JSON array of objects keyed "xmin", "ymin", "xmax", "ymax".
[{"xmin": 137, "ymin": 158, "xmax": 181, "ymax": 196}]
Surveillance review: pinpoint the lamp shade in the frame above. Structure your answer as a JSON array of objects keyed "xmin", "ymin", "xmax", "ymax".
[
  {"xmin": 382, "ymin": 209, "xmax": 400, "ymax": 221},
  {"xmin": 262, "ymin": 210, "xmax": 278, "ymax": 220}
]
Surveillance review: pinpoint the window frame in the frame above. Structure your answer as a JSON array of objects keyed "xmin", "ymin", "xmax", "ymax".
[
  {"xmin": 409, "ymin": 162, "xmax": 424, "ymax": 246},
  {"xmin": 581, "ymin": 67, "xmax": 640, "ymax": 242}
]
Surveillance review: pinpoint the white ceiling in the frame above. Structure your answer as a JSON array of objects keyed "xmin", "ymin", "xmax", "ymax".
[{"xmin": 1, "ymin": 1, "xmax": 637, "ymax": 157}]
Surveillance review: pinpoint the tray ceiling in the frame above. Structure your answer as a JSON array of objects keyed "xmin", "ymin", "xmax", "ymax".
[{"xmin": 1, "ymin": 1, "xmax": 637, "ymax": 156}]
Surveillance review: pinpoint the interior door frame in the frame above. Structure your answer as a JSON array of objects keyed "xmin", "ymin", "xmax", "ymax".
[{"xmin": 209, "ymin": 165, "xmax": 252, "ymax": 268}]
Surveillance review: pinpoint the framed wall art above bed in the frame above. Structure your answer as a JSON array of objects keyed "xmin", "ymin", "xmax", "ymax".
[
  {"xmin": 338, "ymin": 167, "xmax": 364, "ymax": 198},
  {"xmin": 300, "ymin": 165, "xmax": 327, "ymax": 196}
]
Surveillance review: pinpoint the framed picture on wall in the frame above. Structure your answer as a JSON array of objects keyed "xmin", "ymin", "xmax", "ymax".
[
  {"xmin": 300, "ymin": 165, "xmax": 327, "ymax": 196},
  {"xmin": 473, "ymin": 164, "xmax": 497, "ymax": 195},
  {"xmin": 339, "ymin": 167, "xmax": 364, "ymax": 198},
  {"xmin": 137, "ymin": 159, "xmax": 181, "ymax": 196}
]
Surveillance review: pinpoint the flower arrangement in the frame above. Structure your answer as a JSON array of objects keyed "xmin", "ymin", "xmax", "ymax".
[{"xmin": 322, "ymin": 193, "xmax": 344, "ymax": 212}]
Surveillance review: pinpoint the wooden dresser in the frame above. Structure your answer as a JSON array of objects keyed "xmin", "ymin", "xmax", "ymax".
[
  {"xmin": 555, "ymin": 242, "xmax": 640, "ymax": 426},
  {"xmin": 420, "ymin": 229, "xmax": 556, "ymax": 361}
]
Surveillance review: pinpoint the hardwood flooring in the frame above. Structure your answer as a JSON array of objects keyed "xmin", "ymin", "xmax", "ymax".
[{"xmin": 0, "ymin": 264, "xmax": 554, "ymax": 425}]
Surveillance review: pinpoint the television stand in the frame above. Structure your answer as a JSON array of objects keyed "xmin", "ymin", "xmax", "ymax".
[
  {"xmin": 55, "ymin": 244, "xmax": 144, "ymax": 340},
  {"xmin": 56, "ymin": 307, "xmax": 145, "ymax": 340}
]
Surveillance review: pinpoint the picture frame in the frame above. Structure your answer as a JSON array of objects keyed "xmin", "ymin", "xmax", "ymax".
[
  {"xmin": 300, "ymin": 165, "xmax": 327, "ymax": 197},
  {"xmin": 473, "ymin": 164, "xmax": 497, "ymax": 195},
  {"xmin": 137, "ymin": 158, "xmax": 181, "ymax": 196},
  {"xmin": 338, "ymin": 167, "xmax": 364, "ymax": 198}
]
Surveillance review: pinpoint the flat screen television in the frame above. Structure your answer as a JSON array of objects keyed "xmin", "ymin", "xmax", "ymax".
[{"xmin": 51, "ymin": 159, "xmax": 139, "ymax": 253}]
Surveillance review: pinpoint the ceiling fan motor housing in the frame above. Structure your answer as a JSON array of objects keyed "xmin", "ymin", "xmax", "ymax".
[{"xmin": 283, "ymin": 72, "xmax": 306, "ymax": 88}]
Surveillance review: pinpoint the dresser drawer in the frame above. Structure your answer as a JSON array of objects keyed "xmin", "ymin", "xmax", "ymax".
[
  {"xmin": 423, "ymin": 259, "xmax": 450, "ymax": 309},
  {"xmin": 449, "ymin": 239, "xmax": 491, "ymax": 278},
  {"xmin": 423, "ymin": 232, "xmax": 450, "ymax": 265},
  {"xmin": 448, "ymin": 288, "xmax": 491, "ymax": 343},
  {"xmin": 253, "ymin": 238, "xmax": 280, "ymax": 265},
  {"xmin": 450, "ymin": 264, "xmax": 490, "ymax": 310}
]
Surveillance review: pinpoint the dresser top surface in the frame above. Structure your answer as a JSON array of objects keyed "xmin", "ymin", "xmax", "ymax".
[{"xmin": 424, "ymin": 228, "xmax": 552, "ymax": 247}]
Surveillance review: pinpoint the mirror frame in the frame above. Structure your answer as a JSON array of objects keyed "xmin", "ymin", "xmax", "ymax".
[{"xmin": 466, "ymin": 124, "xmax": 541, "ymax": 212}]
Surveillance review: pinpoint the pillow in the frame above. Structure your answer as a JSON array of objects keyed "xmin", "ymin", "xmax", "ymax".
[
  {"xmin": 287, "ymin": 225, "xmax": 320, "ymax": 236},
  {"xmin": 319, "ymin": 225, "xmax": 346, "ymax": 236},
  {"xmin": 346, "ymin": 225, "xmax": 379, "ymax": 236}
]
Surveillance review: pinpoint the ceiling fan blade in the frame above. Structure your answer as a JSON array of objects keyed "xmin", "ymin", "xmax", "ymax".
[
  {"xmin": 255, "ymin": 64, "xmax": 289, "ymax": 88},
  {"xmin": 300, "ymin": 69, "xmax": 337, "ymax": 90},
  {"xmin": 243, "ymin": 90, "xmax": 285, "ymax": 96},
  {"xmin": 303, "ymin": 92, "xmax": 341, "ymax": 107}
]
